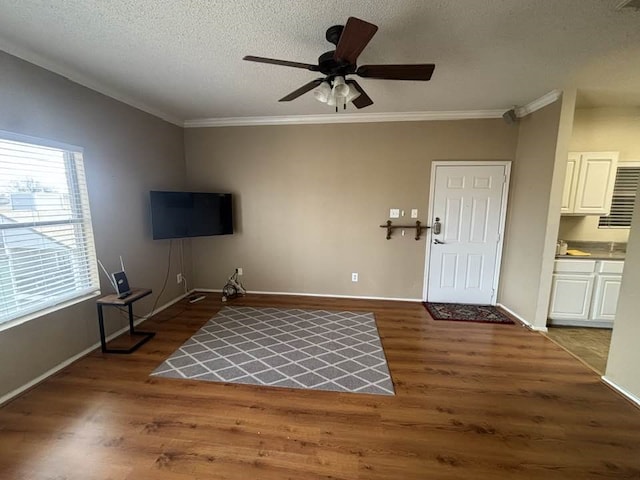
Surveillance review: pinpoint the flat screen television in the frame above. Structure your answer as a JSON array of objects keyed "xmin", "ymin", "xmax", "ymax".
[{"xmin": 150, "ymin": 191, "xmax": 233, "ymax": 240}]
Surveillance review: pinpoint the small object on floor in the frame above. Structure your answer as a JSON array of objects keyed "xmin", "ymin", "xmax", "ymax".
[
  {"xmin": 424, "ymin": 302, "xmax": 514, "ymax": 324},
  {"xmin": 221, "ymin": 269, "xmax": 246, "ymax": 302},
  {"xmin": 188, "ymin": 294, "xmax": 206, "ymax": 304}
]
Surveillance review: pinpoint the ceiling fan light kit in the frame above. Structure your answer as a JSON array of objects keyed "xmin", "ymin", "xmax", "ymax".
[
  {"xmin": 244, "ymin": 17, "xmax": 435, "ymax": 111},
  {"xmin": 313, "ymin": 76, "xmax": 361, "ymax": 111}
]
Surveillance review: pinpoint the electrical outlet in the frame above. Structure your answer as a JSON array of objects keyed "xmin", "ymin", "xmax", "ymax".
[
  {"xmin": 176, "ymin": 273, "xmax": 183, "ymax": 284},
  {"xmin": 236, "ymin": 267, "xmax": 243, "ymax": 276},
  {"xmin": 389, "ymin": 208, "xmax": 400, "ymax": 218},
  {"xmin": 411, "ymin": 208, "xmax": 418, "ymax": 218},
  {"xmin": 352, "ymin": 272, "xmax": 358, "ymax": 282}
]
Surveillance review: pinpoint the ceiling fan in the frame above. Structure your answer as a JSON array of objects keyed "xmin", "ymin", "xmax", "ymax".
[{"xmin": 243, "ymin": 17, "xmax": 435, "ymax": 111}]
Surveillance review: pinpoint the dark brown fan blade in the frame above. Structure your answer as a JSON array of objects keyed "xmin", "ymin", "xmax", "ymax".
[
  {"xmin": 279, "ymin": 79, "xmax": 324, "ymax": 102},
  {"xmin": 357, "ymin": 64, "xmax": 435, "ymax": 81},
  {"xmin": 244, "ymin": 56, "xmax": 318, "ymax": 71},
  {"xmin": 346, "ymin": 80, "xmax": 374, "ymax": 109},
  {"xmin": 334, "ymin": 17, "xmax": 378, "ymax": 64}
]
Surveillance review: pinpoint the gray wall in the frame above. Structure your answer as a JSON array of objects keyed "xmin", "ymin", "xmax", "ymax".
[
  {"xmin": 499, "ymin": 100, "xmax": 564, "ymax": 328},
  {"xmin": 0, "ymin": 52, "xmax": 189, "ymax": 398},
  {"xmin": 605, "ymin": 185, "xmax": 640, "ymax": 399},
  {"xmin": 184, "ymin": 120, "xmax": 519, "ymax": 299}
]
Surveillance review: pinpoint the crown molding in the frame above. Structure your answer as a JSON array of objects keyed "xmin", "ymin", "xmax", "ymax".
[
  {"xmin": 183, "ymin": 109, "xmax": 506, "ymax": 128},
  {"xmin": 0, "ymin": 41, "xmax": 184, "ymax": 127},
  {"xmin": 1, "ymin": 38, "xmax": 560, "ymax": 129},
  {"xmin": 516, "ymin": 90, "xmax": 562, "ymax": 118}
]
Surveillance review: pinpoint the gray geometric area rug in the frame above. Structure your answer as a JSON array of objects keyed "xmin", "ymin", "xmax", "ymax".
[{"xmin": 151, "ymin": 306, "xmax": 395, "ymax": 396}]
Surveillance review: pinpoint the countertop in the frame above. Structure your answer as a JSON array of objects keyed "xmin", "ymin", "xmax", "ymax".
[
  {"xmin": 555, "ymin": 251, "xmax": 625, "ymax": 261},
  {"xmin": 555, "ymin": 241, "xmax": 626, "ymax": 261}
]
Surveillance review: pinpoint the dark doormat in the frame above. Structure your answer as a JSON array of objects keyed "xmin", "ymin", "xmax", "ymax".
[{"xmin": 423, "ymin": 303, "xmax": 515, "ymax": 324}]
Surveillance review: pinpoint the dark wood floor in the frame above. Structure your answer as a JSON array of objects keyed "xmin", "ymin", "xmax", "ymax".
[{"xmin": 1, "ymin": 294, "xmax": 639, "ymax": 479}]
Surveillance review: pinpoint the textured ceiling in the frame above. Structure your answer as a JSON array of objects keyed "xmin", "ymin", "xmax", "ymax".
[{"xmin": 0, "ymin": 0, "xmax": 639, "ymax": 124}]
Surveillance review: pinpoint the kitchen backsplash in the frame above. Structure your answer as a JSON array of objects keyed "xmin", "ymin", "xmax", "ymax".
[{"xmin": 558, "ymin": 216, "xmax": 630, "ymax": 243}]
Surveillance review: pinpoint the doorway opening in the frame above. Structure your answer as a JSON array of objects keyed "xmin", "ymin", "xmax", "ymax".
[{"xmin": 546, "ymin": 104, "xmax": 639, "ymax": 375}]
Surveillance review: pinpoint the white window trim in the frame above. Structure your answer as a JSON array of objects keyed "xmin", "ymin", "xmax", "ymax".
[
  {"xmin": 0, "ymin": 130, "xmax": 84, "ymax": 153},
  {"xmin": 0, "ymin": 130, "xmax": 100, "ymax": 328},
  {"xmin": 0, "ymin": 290, "xmax": 100, "ymax": 333}
]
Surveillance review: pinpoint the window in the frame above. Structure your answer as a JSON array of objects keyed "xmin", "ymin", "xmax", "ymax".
[
  {"xmin": 0, "ymin": 131, "xmax": 99, "ymax": 326},
  {"xmin": 598, "ymin": 164, "xmax": 640, "ymax": 229}
]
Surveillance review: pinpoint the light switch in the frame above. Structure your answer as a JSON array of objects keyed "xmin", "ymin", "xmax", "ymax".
[
  {"xmin": 389, "ymin": 209, "xmax": 400, "ymax": 218},
  {"xmin": 411, "ymin": 209, "xmax": 418, "ymax": 218}
]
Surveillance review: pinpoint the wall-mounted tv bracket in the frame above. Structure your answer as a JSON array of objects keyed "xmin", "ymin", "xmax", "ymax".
[{"xmin": 379, "ymin": 220, "xmax": 429, "ymax": 240}]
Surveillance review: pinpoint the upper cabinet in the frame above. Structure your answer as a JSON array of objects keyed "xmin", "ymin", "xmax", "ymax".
[
  {"xmin": 561, "ymin": 152, "xmax": 618, "ymax": 215},
  {"xmin": 561, "ymin": 153, "xmax": 581, "ymax": 214}
]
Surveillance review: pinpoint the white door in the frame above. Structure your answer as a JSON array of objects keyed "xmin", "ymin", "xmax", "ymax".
[{"xmin": 426, "ymin": 164, "xmax": 508, "ymax": 304}]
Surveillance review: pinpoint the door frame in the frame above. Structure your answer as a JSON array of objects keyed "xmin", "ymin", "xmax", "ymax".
[{"xmin": 422, "ymin": 161, "xmax": 512, "ymax": 304}]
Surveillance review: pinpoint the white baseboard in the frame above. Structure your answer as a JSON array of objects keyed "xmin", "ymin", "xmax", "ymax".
[
  {"xmin": 497, "ymin": 303, "xmax": 548, "ymax": 332},
  {"xmin": 601, "ymin": 376, "xmax": 640, "ymax": 408},
  {"xmin": 0, "ymin": 290, "xmax": 194, "ymax": 407},
  {"xmin": 195, "ymin": 288, "xmax": 422, "ymax": 303}
]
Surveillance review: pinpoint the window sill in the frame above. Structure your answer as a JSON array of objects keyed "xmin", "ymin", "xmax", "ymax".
[{"xmin": 0, "ymin": 291, "xmax": 101, "ymax": 333}]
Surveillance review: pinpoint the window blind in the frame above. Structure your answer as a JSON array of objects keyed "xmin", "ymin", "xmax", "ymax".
[
  {"xmin": 598, "ymin": 166, "xmax": 640, "ymax": 228},
  {"xmin": 0, "ymin": 135, "xmax": 99, "ymax": 325}
]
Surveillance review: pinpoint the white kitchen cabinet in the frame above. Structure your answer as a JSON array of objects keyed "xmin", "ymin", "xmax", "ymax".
[
  {"xmin": 548, "ymin": 259, "xmax": 624, "ymax": 326},
  {"xmin": 560, "ymin": 152, "xmax": 580, "ymax": 214},
  {"xmin": 562, "ymin": 152, "xmax": 618, "ymax": 215},
  {"xmin": 591, "ymin": 274, "xmax": 622, "ymax": 322},
  {"xmin": 548, "ymin": 273, "xmax": 595, "ymax": 320}
]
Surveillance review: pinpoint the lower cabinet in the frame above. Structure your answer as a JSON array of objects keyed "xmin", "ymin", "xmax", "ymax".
[
  {"xmin": 548, "ymin": 260, "xmax": 623, "ymax": 327},
  {"xmin": 549, "ymin": 274, "xmax": 595, "ymax": 320},
  {"xmin": 591, "ymin": 275, "xmax": 622, "ymax": 322}
]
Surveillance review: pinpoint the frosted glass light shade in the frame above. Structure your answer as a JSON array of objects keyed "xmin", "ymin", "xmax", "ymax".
[
  {"xmin": 313, "ymin": 81, "xmax": 331, "ymax": 103},
  {"xmin": 345, "ymin": 84, "xmax": 361, "ymax": 103},
  {"xmin": 332, "ymin": 76, "xmax": 349, "ymax": 97}
]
